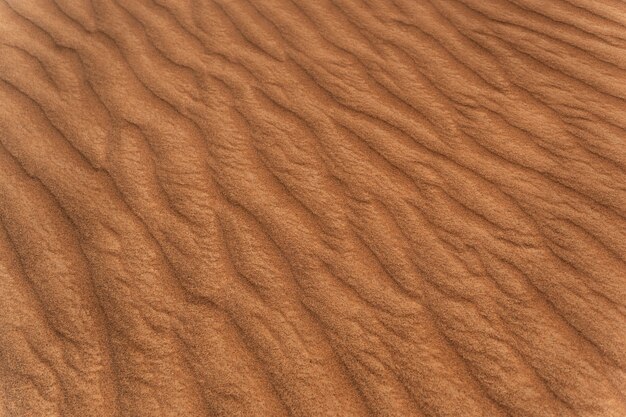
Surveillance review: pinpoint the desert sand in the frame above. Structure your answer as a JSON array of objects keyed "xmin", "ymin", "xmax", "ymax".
[{"xmin": 0, "ymin": 0, "xmax": 625, "ymax": 416}]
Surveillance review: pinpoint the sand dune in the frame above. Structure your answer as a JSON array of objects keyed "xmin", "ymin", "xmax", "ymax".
[{"xmin": 0, "ymin": 0, "xmax": 625, "ymax": 416}]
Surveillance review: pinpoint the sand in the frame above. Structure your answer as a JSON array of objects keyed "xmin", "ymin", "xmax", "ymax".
[{"xmin": 0, "ymin": 0, "xmax": 625, "ymax": 416}]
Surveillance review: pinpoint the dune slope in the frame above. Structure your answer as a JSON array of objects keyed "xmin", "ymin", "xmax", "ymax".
[{"xmin": 0, "ymin": 0, "xmax": 625, "ymax": 416}]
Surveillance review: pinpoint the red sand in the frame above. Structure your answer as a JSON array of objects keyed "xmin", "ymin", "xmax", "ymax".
[{"xmin": 0, "ymin": 0, "xmax": 625, "ymax": 416}]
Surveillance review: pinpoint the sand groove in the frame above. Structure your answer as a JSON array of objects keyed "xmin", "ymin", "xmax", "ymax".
[{"xmin": 0, "ymin": 0, "xmax": 624, "ymax": 416}]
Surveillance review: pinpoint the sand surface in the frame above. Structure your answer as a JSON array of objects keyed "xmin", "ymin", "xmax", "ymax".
[{"xmin": 0, "ymin": 0, "xmax": 625, "ymax": 416}]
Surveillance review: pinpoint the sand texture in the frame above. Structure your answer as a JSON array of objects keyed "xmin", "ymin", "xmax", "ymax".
[{"xmin": 0, "ymin": 0, "xmax": 625, "ymax": 416}]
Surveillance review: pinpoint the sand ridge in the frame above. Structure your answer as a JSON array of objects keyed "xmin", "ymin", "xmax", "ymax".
[{"xmin": 0, "ymin": 0, "xmax": 625, "ymax": 416}]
